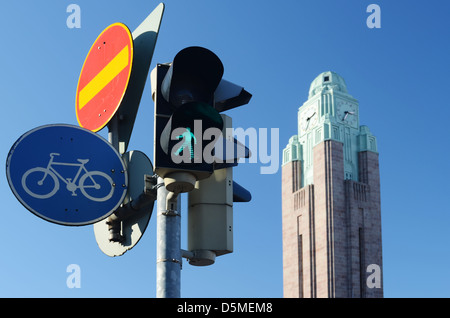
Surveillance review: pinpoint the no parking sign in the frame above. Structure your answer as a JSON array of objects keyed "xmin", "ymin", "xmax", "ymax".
[{"xmin": 75, "ymin": 23, "xmax": 134, "ymax": 132}]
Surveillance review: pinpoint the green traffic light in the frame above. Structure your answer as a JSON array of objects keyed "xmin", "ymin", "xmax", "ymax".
[{"xmin": 173, "ymin": 127, "xmax": 196, "ymax": 159}]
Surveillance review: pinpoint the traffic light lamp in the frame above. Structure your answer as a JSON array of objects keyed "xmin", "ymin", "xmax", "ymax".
[{"xmin": 153, "ymin": 47, "xmax": 226, "ymax": 181}]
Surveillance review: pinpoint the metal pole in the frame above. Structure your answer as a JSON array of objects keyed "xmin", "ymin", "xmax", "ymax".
[
  {"xmin": 106, "ymin": 115, "xmax": 123, "ymax": 242},
  {"xmin": 156, "ymin": 177, "xmax": 181, "ymax": 298},
  {"xmin": 108, "ymin": 115, "xmax": 120, "ymax": 151}
]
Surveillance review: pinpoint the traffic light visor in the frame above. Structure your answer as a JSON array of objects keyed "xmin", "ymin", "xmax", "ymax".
[{"xmin": 161, "ymin": 46, "xmax": 224, "ymax": 107}]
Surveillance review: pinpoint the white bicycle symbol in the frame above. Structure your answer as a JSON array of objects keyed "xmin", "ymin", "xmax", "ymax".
[{"xmin": 21, "ymin": 153, "xmax": 114, "ymax": 202}]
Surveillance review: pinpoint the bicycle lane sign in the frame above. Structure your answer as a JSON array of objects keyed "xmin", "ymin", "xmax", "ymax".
[{"xmin": 6, "ymin": 124, "xmax": 128, "ymax": 226}]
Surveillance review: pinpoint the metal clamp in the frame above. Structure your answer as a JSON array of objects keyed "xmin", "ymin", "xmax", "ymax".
[
  {"xmin": 161, "ymin": 209, "xmax": 180, "ymax": 217},
  {"xmin": 156, "ymin": 258, "xmax": 181, "ymax": 264},
  {"xmin": 144, "ymin": 174, "xmax": 159, "ymax": 199},
  {"xmin": 106, "ymin": 218, "xmax": 124, "ymax": 243}
]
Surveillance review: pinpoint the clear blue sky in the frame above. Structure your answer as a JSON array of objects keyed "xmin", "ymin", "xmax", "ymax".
[{"xmin": 1, "ymin": 0, "xmax": 450, "ymax": 298}]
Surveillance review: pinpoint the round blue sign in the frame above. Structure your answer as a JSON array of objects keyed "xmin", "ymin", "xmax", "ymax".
[{"xmin": 6, "ymin": 124, "xmax": 128, "ymax": 226}]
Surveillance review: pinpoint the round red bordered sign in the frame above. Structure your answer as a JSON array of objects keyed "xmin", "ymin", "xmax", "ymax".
[{"xmin": 76, "ymin": 23, "xmax": 134, "ymax": 132}]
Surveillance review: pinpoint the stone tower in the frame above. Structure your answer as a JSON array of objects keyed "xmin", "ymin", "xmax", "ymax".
[{"xmin": 281, "ymin": 71, "xmax": 383, "ymax": 298}]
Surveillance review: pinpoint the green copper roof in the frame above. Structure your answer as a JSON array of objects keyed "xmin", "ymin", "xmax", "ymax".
[
  {"xmin": 283, "ymin": 71, "xmax": 378, "ymax": 185},
  {"xmin": 308, "ymin": 71, "xmax": 348, "ymax": 98},
  {"xmin": 282, "ymin": 135, "xmax": 301, "ymax": 165},
  {"xmin": 358, "ymin": 125, "xmax": 378, "ymax": 153}
]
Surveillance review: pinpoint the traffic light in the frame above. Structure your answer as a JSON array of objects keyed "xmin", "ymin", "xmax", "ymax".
[
  {"xmin": 153, "ymin": 47, "xmax": 225, "ymax": 181},
  {"xmin": 151, "ymin": 46, "xmax": 253, "ymax": 266}
]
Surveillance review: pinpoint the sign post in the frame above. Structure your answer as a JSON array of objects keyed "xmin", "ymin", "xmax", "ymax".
[{"xmin": 156, "ymin": 177, "xmax": 181, "ymax": 298}]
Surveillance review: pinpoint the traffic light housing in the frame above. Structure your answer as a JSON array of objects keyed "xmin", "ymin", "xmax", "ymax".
[
  {"xmin": 187, "ymin": 115, "xmax": 252, "ymax": 266},
  {"xmin": 153, "ymin": 47, "xmax": 226, "ymax": 181},
  {"xmin": 151, "ymin": 46, "xmax": 253, "ymax": 266}
]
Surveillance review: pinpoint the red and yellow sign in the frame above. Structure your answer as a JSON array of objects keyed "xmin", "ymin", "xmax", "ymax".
[{"xmin": 76, "ymin": 23, "xmax": 134, "ymax": 132}]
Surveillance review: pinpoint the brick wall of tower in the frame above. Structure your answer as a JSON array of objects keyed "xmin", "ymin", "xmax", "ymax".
[
  {"xmin": 282, "ymin": 142, "xmax": 383, "ymax": 298},
  {"xmin": 345, "ymin": 180, "xmax": 371, "ymax": 297},
  {"xmin": 283, "ymin": 159, "xmax": 318, "ymax": 298},
  {"xmin": 358, "ymin": 151, "xmax": 383, "ymax": 297},
  {"xmin": 296, "ymin": 184, "xmax": 316, "ymax": 297},
  {"xmin": 281, "ymin": 160, "xmax": 301, "ymax": 297},
  {"xmin": 313, "ymin": 140, "xmax": 347, "ymax": 297}
]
